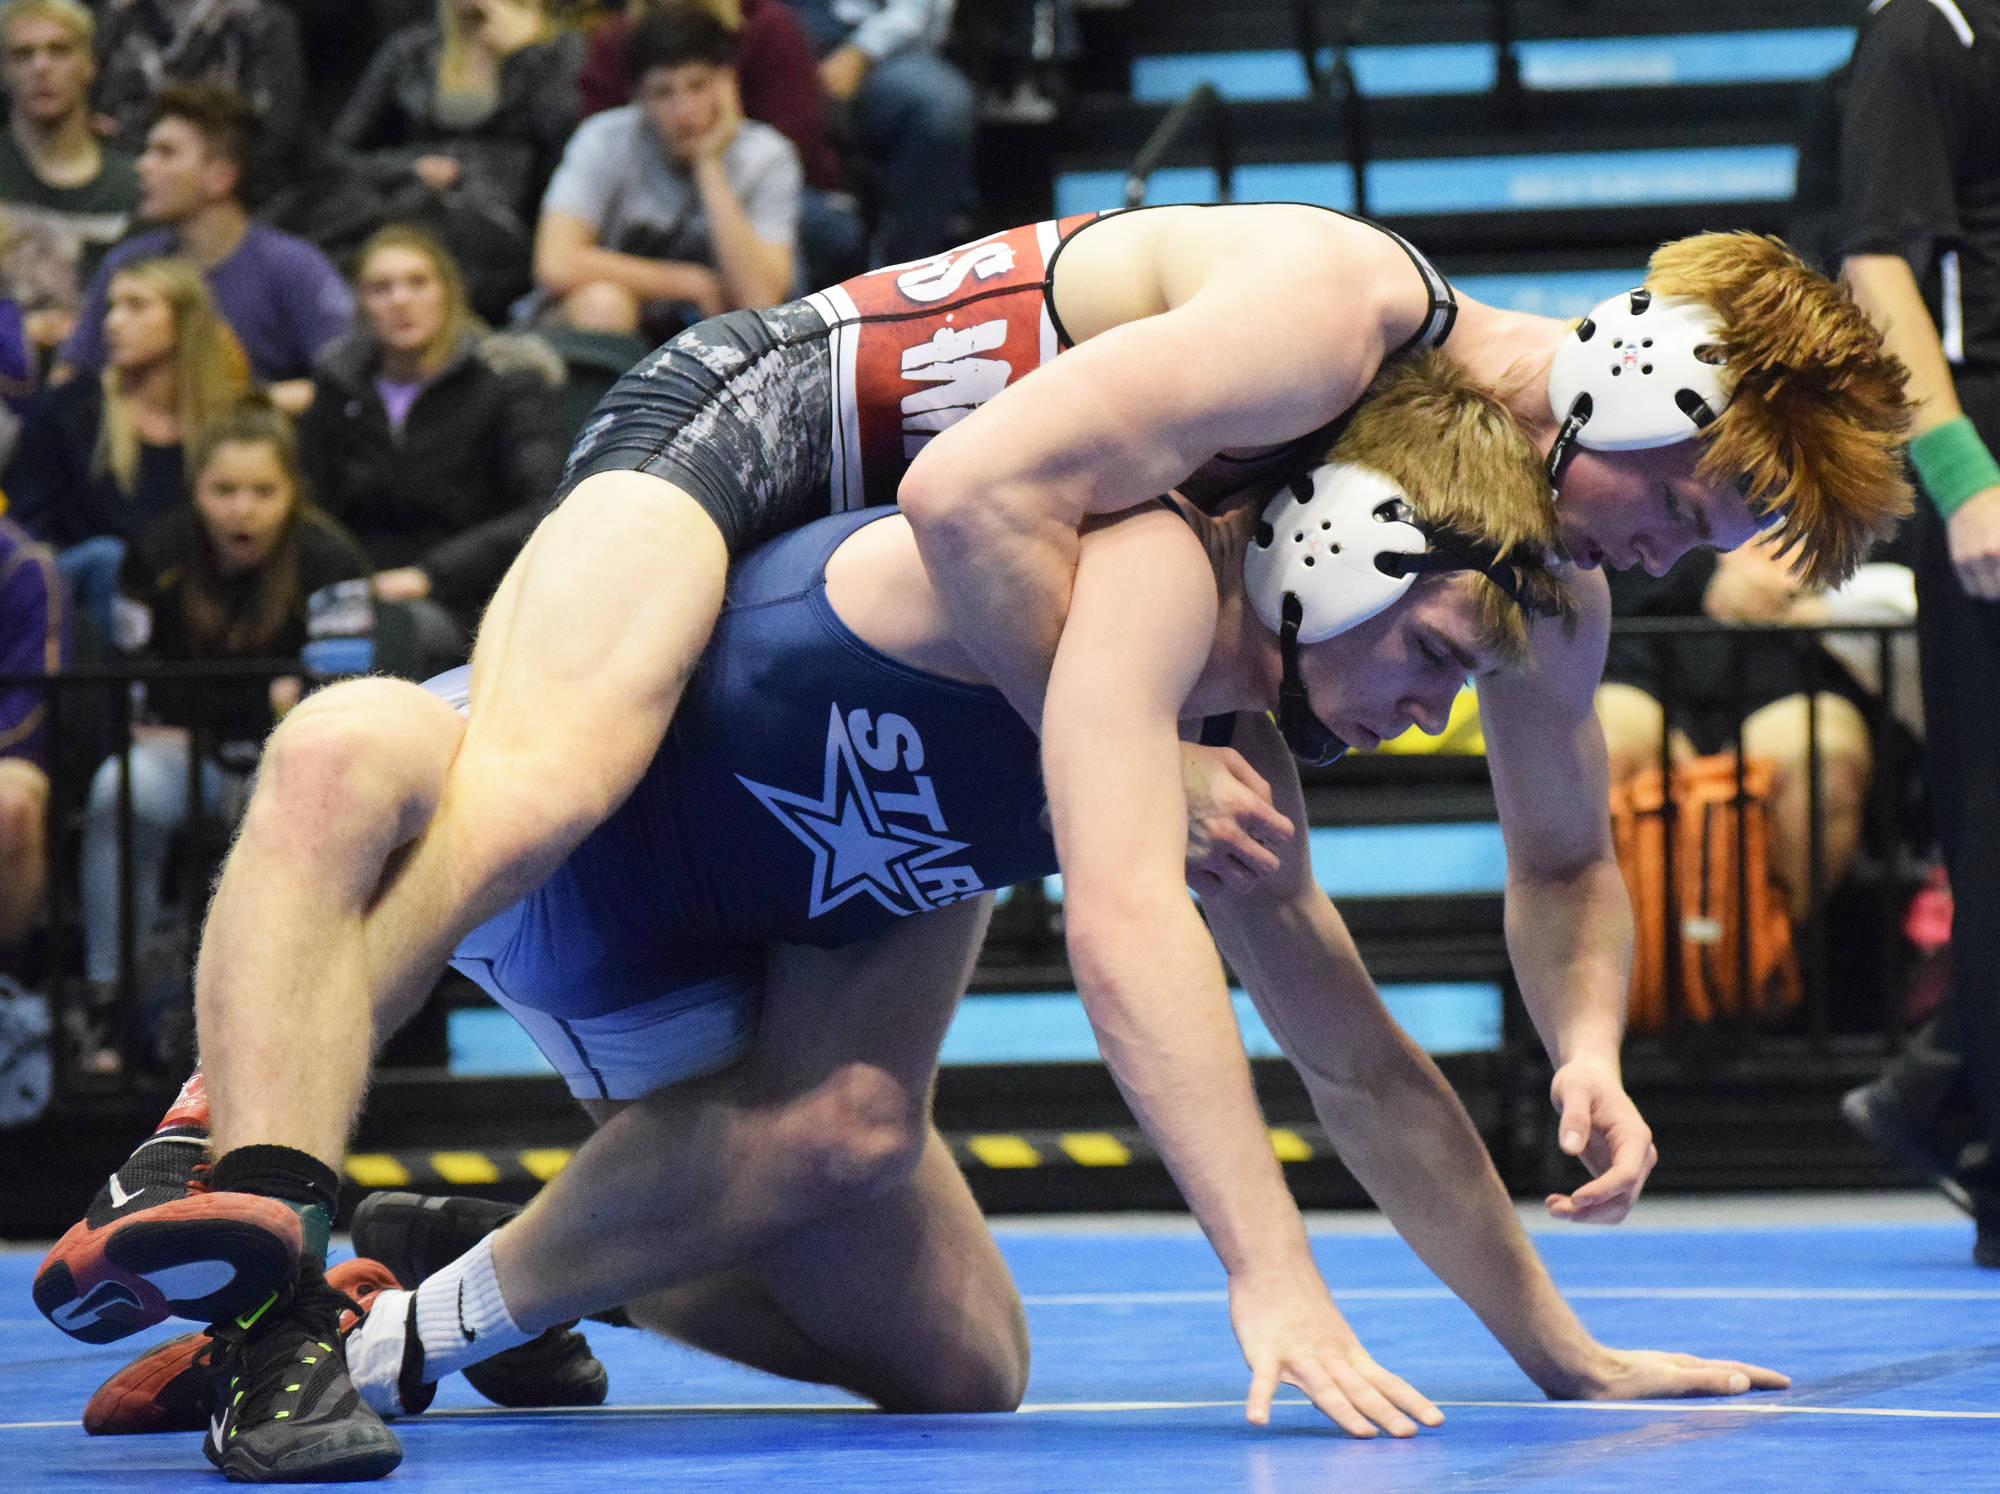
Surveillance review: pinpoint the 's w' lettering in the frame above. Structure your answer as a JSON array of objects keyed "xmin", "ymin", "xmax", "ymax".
[
  {"xmin": 892, "ymin": 237, "xmax": 1017, "ymax": 303},
  {"xmin": 900, "ymin": 320, "xmax": 1011, "ymax": 458}
]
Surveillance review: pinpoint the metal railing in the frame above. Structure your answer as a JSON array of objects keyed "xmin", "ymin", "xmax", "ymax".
[
  {"xmin": 1295, "ymin": 0, "xmax": 1377, "ymax": 214},
  {"xmin": 0, "ymin": 659, "xmax": 302, "ymax": 1093},
  {"xmin": 1, "ymin": 615, "xmax": 1932, "ymax": 1100},
  {"xmin": 1606, "ymin": 615, "xmax": 1925, "ymax": 1060},
  {"xmin": 1124, "ymin": 81, "xmax": 1234, "ymax": 208}
]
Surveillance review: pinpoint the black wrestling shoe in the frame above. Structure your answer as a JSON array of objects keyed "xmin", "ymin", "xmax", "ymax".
[
  {"xmin": 1840, "ymin": 1081, "xmax": 1975, "ymax": 1215},
  {"xmin": 85, "ymin": 1260, "xmax": 400, "ymax": 1438},
  {"xmin": 349, "ymin": 1191, "xmax": 518, "ymax": 1287},
  {"xmin": 1976, "ymin": 1199, "xmax": 2000, "ymax": 1270},
  {"xmin": 350, "ymin": 1191, "xmax": 608, "ymax": 1408},
  {"xmin": 464, "ymin": 1320, "xmax": 607, "ymax": 1408},
  {"xmin": 201, "ymin": 1262, "xmax": 405, "ymax": 1483}
]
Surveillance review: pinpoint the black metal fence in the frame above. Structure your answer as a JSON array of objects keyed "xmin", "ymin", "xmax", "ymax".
[
  {"xmin": 0, "ymin": 658, "xmax": 301, "ymax": 1090},
  {"xmin": 0, "ymin": 614, "xmax": 1931, "ymax": 1108},
  {"xmin": 1603, "ymin": 614, "xmax": 1927, "ymax": 1059}
]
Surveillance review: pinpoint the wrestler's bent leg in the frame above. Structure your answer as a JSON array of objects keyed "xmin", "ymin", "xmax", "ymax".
[
  {"xmin": 202, "ymin": 472, "xmax": 729, "ymax": 1163},
  {"xmin": 487, "ymin": 897, "xmax": 992, "ymax": 1326},
  {"xmin": 634, "ymin": 1125, "xmax": 1030, "ymax": 1411}
]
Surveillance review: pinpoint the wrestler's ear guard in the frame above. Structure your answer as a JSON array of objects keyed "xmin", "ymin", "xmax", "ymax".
[
  {"xmin": 1544, "ymin": 287, "xmax": 1736, "ymax": 489},
  {"xmin": 1244, "ymin": 463, "xmax": 1543, "ymax": 767}
]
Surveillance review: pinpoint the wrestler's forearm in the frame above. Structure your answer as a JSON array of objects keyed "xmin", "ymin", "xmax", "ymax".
[
  {"xmin": 693, "ymin": 157, "xmax": 791, "ymax": 310},
  {"xmin": 1219, "ymin": 892, "xmax": 1609, "ymax": 1393},
  {"xmin": 1069, "ymin": 904, "xmax": 1317, "ymax": 1279},
  {"xmin": 1503, "ymin": 858, "xmax": 1633, "ymax": 1069},
  {"xmin": 1299, "ymin": 1027, "xmax": 1608, "ymax": 1394}
]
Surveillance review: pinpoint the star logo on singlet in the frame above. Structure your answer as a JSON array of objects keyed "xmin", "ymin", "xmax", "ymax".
[{"xmin": 738, "ymin": 704, "xmax": 971, "ymax": 920}]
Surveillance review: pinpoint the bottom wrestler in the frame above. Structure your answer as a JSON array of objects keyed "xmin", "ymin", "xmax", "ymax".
[{"xmin": 86, "ymin": 360, "xmax": 1782, "ymax": 1479}]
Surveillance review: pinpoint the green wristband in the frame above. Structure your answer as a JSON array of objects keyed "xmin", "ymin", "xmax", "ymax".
[{"xmin": 1909, "ymin": 415, "xmax": 2000, "ymax": 519}]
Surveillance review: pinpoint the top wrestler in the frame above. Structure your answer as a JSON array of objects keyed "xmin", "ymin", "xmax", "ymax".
[{"xmin": 38, "ymin": 207, "xmax": 1906, "ymax": 1470}]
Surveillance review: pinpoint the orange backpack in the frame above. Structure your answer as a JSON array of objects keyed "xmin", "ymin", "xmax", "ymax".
[{"xmin": 1608, "ymin": 753, "xmax": 1801, "ymax": 1034}]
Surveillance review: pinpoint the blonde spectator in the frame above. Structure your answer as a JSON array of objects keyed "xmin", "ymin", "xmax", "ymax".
[
  {"xmin": 329, "ymin": 0, "xmax": 584, "ymax": 311},
  {"xmin": 5, "ymin": 256, "xmax": 249, "ymax": 640},
  {"xmin": 299, "ymin": 224, "xmax": 564, "ymax": 671}
]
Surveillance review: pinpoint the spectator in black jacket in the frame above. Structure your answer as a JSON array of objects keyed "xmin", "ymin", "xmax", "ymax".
[
  {"xmin": 297, "ymin": 223, "xmax": 564, "ymax": 671},
  {"xmin": 328, "ymin": 0, "xmax": 583, "ymax": 314},
  {"xmin": 77, "ymin": 400, "xmax": 371, "ymax": 1074}
]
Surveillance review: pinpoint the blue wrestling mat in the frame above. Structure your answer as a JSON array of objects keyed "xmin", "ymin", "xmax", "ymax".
[{"xmin": 5, "ymin": 1200, "xmax": 1994, "ymax": 1491}]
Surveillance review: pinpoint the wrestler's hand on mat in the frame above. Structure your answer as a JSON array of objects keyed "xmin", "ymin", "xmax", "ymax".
[
  {"xmin": 1947, "ymin": 487, "xmax": 2000, "ymax": 601},
  {"xmin": 1544, "ymin": 1056, "xmax": 1657, "ymax": 1224},
  {"xmin": 1180, "ymin": 743, "xmax": 1294, "ymax": 896},
  {"xmin": 1229, "ymin": 1268, "xmax": 1444, "ymax": 1437},
  {"xmin": 1553, "ymin": 1346, "xmax": 1789, "ymax": 1401}
]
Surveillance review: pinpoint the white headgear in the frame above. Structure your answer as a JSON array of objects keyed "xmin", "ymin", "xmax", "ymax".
[
  {"xmin": 1243, "ymin": 463, "xmax": 1430, "ymax": 644},
  {"xmin": 1545, "ymin": 288, "xmax": 1735, "ymax": 484},
  {"xmin": 1243, "ymin": 463, "xmax": 1543, "ymax": 766}
]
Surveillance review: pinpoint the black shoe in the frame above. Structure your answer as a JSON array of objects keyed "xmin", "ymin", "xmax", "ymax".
[
  {"xmin": 349, "ymin": 1192, "xmax": 519, "ymax": 1288},
  {"xmin": 1976, "ymin": 1201, "xmax": 2000, "ymax": 1270},
  {"xmin": 201, "ymin": 1263, "xmax": 406, "ymax": 1483},
  {"xmin": 465, "ymin": 1321, "xmax": 608, "ymax": 1408},
  {"xmin": 1840, "ymin": 1081, "xmax": 1975, "ymax": 1215},
  {"xmin": 349, "ymin": 1191, "xmax": 608, "ymax": 1408}
]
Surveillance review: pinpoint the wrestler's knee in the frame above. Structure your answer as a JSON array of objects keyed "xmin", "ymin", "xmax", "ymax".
[
  {"xmin": 875, "ymin": 1299, "xmax": 1030, "ymax": 1413},
  {"xmin": 247, "ymin": 679, "xmax": 459, "ymax": 847},
  {"xmin": 791, "ymin": 1062, "xmax": 928, "ymax": 1208}
]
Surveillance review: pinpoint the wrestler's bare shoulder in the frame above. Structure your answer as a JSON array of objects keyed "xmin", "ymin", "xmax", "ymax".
[{"xmin": 1051, "ymin": 204, "xmax": 1427, "ymax": 348}]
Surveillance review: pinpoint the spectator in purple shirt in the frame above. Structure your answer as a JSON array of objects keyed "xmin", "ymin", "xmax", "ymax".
[
  {"xmin": 0, "ymin": 516, "xmax": 65, "ymax": 952},
  {"xmin": 57, "ymin": 81, "xmax": 351, "ymax": 412}
]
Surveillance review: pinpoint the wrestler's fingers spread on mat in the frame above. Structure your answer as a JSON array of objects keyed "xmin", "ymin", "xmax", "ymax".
[
  {"xmin": 1247, "ymin": 1353, "xmax": 1442, "ymax": 1437},
  {"xmin": 1584, "ymin": 1349, "xmax": 1790, "ymax": 1399}
]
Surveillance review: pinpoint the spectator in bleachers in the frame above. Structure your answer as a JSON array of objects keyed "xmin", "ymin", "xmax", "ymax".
[
  {"xmin": 329, "ymin": 0, "xmax": 584, "ymax": 316},
  {"xmin": 8, "ymin": 254, "xmax": 249, "ymax": 642},
  {"xmin": 74, "ymin": 399, "xmax": 371, "ymax": 1075},
  {"xmin": 578, "ymin": 0, "xmax": 861, "ymax": 288},
  {"xmin": 0, "ymin": 0, "xmax": 138, "ymax": 365},
  {"xmin": 90, "ymin": 0, "xmax": 305, "ymax": 183},
  {"xmin": 532, "ymin": 6, "xmax": 798, "ymax": 336},
  {"xmin": 299, "ymin": 224, "xmax": 565, "ymax": 670},
  {"xmin": 0, "ymin": 515, "xmax": 63, "ymax": 953},
  {"xmin": 789, "ymin": 0, "xmax": 973, "ymax": 266},
  {"xmin": 57, "ymin": 82, "xmax": 351, "ymax": 411},
  {"xmin": 1594, "ymin": 535, "xmax": 1896, "ymax": 927}
]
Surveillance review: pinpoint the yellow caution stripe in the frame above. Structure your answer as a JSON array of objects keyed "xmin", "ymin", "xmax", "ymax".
[{"xmin": 339, "ymin": 1126, "xmax": 1334, "ymax": 1192}]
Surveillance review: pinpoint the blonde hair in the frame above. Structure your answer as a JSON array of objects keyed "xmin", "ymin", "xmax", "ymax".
[
  {"xmin": 1645, "ymin": 232, "xmax": 1913, "ymax": 588},
  {"xmin": 438, "ymin": 0, "xmax": 553, "ymax": 91},
  {"xmin": 1331, "ymin": 351, "xmax": 1574, "ymax": 664},
  {"xmin": 95, "ymin": 258, "xmax": 251, "ymax": 494},
  {"xmin": 356, "ymin": 223, "xmax": 484, "ymax": 371},
  {"xmin": 0, "ymin": 0, "xmax": 93, "ymax": 49}
]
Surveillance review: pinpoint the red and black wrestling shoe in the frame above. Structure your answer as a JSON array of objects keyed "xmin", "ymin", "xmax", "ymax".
[
  {"xmin": 34, "ymin": 1073, "xmax": 303, "ymax": 1344},
  {"xmin": 82, "ymin": 1257, "xmax": 401, "ymax": 1437}
]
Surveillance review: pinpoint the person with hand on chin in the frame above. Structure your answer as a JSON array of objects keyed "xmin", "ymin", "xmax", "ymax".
[{"xmin": 532, "ymin": 5, "xmax": 799, "ymax": 339}]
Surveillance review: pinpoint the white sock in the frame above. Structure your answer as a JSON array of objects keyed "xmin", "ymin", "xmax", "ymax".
[{"xmin": 410, "ymin": 1234, "xmax": 533, "ymax": 1381}]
